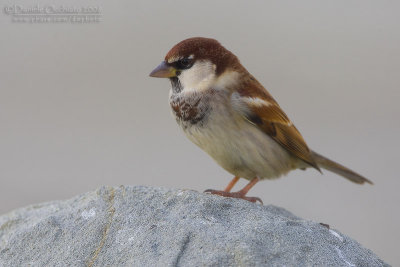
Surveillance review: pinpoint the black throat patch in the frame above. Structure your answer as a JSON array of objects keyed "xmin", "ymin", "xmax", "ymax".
[
  {"xmin": 170, "ymin": 77, "xmax": 183, "ymax": 93},
  {"xmin": 170, "ymin": 91, "xmax": 213, "ymax": 127}
]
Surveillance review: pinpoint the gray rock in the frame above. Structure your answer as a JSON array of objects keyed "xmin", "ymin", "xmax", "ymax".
[{"xmin": 0, "ymin": 186, "xmax": 388, "ymax": 267}]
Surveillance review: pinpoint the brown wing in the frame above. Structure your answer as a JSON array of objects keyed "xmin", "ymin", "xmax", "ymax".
[{"xmin": 233, "ymin": 77, "xmax": 320, "ymax": 171}]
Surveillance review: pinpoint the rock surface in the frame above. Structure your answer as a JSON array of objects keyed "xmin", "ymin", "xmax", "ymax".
[{"xmin": 0, "ymin": 186, "xmax": 388, "ymax": 266}]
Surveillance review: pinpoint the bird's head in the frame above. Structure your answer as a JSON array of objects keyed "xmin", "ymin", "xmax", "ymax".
[{"xmin": 149, "ymin": 37, "xmax": 241, "ymax": 92}]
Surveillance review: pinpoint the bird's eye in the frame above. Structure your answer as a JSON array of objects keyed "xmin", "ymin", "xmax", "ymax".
[{"xmin": 176, "ymin": 57, "xmax": 193, "ymax": 69}]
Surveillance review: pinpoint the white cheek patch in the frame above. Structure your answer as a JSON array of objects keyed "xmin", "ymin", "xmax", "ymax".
[
  {"xmin": 179, "ymin": 60, "xmax": 216, "ymax": 91},
  {"xmin": 214, "ymin": 71, "xmax": 240, "ymax": 90}
]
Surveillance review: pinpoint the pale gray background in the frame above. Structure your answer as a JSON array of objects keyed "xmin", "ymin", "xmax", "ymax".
[{"xmin": 1, "ymin": 0, "xmax": 399, "ymax": 265}]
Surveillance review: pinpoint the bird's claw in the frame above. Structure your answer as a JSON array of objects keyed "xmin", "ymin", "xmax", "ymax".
[{"xmin": 204, "ymin": 189, "xmax": 263, "ymax": 204}]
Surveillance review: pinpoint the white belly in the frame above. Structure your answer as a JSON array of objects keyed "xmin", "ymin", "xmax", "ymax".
[{"xmin": 181, "ymin": 101, "xmax": 299, "ymax": 180}]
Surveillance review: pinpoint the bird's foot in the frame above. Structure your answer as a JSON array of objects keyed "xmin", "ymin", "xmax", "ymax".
[{"xmin": 204, "ymin": 189, "xmax": 263, "ymax": 204}]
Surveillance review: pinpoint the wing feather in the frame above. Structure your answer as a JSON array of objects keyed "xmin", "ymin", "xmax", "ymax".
[{"xmin": 232, "ymin": 78, "xmax": 320, "ymax": 170}]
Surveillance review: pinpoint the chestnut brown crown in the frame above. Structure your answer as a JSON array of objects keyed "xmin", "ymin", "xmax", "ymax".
[{"xmin": 165, "ymin": 37, "xmax": 241, "ymax": 75}]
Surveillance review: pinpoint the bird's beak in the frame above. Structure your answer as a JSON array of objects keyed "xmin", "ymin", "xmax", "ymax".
[{"xmin": 149, "ymin": 61, "xmax": 177, "ymax": 78}]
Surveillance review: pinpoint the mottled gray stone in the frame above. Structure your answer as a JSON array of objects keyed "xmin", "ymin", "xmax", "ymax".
[{"xmin": 0, "ymin": 186, "xmax": 388, "ymax": 266}]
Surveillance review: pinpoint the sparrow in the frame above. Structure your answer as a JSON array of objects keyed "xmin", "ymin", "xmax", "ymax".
[{"xmin": 149, "ymin": 37, "xmax": 372, "ymax": 203}]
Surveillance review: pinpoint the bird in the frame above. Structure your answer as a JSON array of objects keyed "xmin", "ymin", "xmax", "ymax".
[{"xmin": 149, "ymin": 37, "xmax": 372, "ymax": 203}]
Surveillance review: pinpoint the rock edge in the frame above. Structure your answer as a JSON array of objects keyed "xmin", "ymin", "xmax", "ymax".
[{"xmin": 0, "ymin": 186, "xmax": 388, "ymax": 266}]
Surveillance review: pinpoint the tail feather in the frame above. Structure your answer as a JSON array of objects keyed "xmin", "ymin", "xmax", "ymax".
[{"xmin": 311, "ymin": 150, "xmax": 373, "ymax": 185}]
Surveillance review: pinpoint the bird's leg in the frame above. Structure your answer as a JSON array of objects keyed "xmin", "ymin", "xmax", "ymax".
[
  {"xmin": 224, "ymin": 176, "xmax": 240, "ymax": 192},
  {"xmin": 237, "ymin": 177, "xmax": 260, "ymax": 196},
  {"xmin": 204, "ymin": 177, "xmax": 262, "ymax": 204}
]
